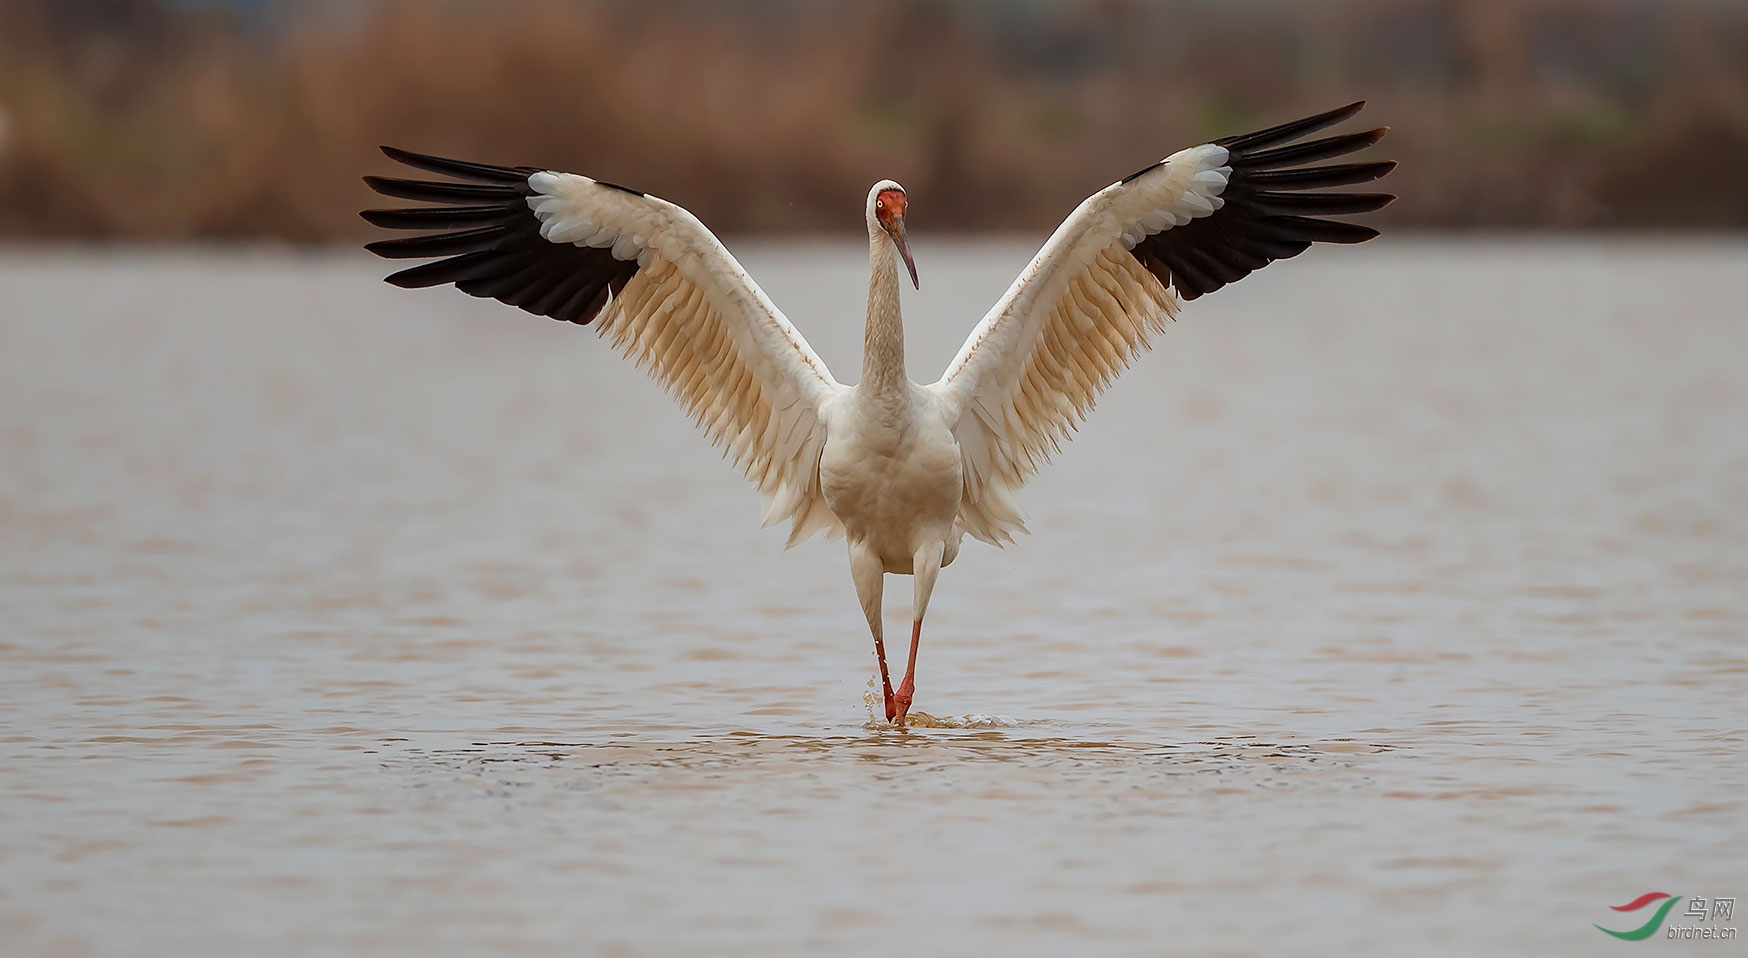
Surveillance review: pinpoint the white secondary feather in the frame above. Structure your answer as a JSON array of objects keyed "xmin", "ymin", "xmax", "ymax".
[
  {"xmin": 525, "ymin": 170, "xmax": 851, "ymax": 546},
  {"xmin": 928, "ymin": 143, "xmax": 1234, "ymax": 545}
]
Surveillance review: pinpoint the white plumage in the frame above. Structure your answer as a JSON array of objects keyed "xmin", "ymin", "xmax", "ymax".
[
  {"xmin": 363, "ymin": 101, "xmax": 1395, "ymax": 727},
  {"xmin": 528, "ymin": 169, "xmax": 849, "ymax": 545}
]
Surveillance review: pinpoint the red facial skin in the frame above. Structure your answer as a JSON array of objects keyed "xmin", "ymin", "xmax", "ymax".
[{"xmin": 875, "ymin": 189, "xmax": 907, "ymax": 228}]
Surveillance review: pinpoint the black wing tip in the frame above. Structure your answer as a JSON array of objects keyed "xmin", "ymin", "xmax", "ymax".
[
  {"xmin": 1251, "ymin": 190, "xmax": 1398, "ymax": 217},
  {"xmin": 374, "ymin": 145, "xmax": 532, "ymax": 185},
  {"xmin": 1309, "ymin": 100, "xmax": 1368, "ymax": 129},
  {"xmin": 1265, "ymin": 215, "xmax": 1383, "ymax": 244},
  {"xmin": 378, "ymin": 144, "xmax": 458, "ymax": 172},
  {"xmin": 1346, "ymin": 127, "xmax": 1390, "ymax": 149},
  {"xmin": 1121, "ymin": 160, "xmax": 1166, "ymax": 185},
  {"xmin": 371, "ymin": 148, "xmax": 645, "ymax": 198},
  {"xmin": 1212, "ymin": 100, "xmax": 1372, "ymax": 151},
  {"xmin": 360, "ymin": 174, "xmax": 426, "ymax": 200},
  {"xmin": 359, "ymin": 206, "xmax": 422, "ymax": 228},
  {"xmin": 1236, "ymin": 127, "xmax": 1392, "ymax": 170},
  {"xmin": 362, "ymin": 174, "xmax": 445, "ymax": 197},
  {"xmin": 595, "ymin": 179, "xmax": 646, "ymax": 197},
  {"xmin": 364, "ymin": 149, "xmax": 637, "ymax": 317},
  {"xmin": 382, "ymin": 269, "xmax": 428, "ymax": 288},
  {"xmin": 1302, "ymin": 99, "xmax": 1368, "ymax": 131},
  {"xmin": 381, "ymin": 261, "xmax": 449, "ymax": 287},
  {"xmin": 1329, "ymin": 223, "xmax": 1383, "ymax": 244}
]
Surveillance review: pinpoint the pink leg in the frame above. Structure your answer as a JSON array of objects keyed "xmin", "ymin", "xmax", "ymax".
[
  {"xmin": 848, "ymin": 545, "xmax": 897, "ymax": 722},
  {"xmin": 892, "ymin": 619, "xmax": 922, "ymax": 728},
  {"xmin": 873, "ymin": 631, "xmax": 897, "ymax": 722}
]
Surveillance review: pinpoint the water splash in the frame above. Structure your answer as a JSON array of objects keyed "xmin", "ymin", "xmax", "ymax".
[{"xmin": 860, "ymin": 675, "xmax": 1024, "ymax": 730}]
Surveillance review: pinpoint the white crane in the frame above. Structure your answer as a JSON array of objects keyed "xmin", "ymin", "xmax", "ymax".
[{"xmin": 363, "ymin": 101, "xmax": 1394, "ymax": 728}]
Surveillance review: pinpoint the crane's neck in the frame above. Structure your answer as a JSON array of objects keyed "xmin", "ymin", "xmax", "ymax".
[{"xmin": 862, "ymin": 228, "xmax": 908, "ymax": 396}]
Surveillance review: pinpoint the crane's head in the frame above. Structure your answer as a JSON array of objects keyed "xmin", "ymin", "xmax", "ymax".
[{"xmin": 868, "ymin": 180, "xmax": 918, "ymax": 290}]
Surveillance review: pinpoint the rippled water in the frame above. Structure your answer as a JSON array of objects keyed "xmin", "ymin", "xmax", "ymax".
[{"xmin": 2, "ymin": 240, "xmax": 1744, "ymax": 956}]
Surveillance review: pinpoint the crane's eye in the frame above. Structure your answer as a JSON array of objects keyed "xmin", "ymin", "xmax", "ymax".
[{"xmin": 876, "ymin": 200, "xmax": 884, "ymax": 209}]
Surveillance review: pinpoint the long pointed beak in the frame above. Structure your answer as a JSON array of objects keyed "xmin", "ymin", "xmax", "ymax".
[{"xmin": 891, "ymin": 218, "xmax": 919, "ymax": 290}]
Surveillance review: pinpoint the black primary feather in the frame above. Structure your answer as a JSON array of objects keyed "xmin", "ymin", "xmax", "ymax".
[
  {"xmin": 1129, "ymin": 102, "xmax": 1396, "ymax": 300},
  {"xmin": 361, "ymin": 147, "xmax": 641, "ymax": 325}
]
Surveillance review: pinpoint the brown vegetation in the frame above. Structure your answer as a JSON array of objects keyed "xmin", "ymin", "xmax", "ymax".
[{"xmin": 2, "ymin": 0, "xmax": 1746, "ymax": 240}]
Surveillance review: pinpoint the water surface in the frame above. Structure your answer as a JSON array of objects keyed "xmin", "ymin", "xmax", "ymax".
[{"xmin": 1, "ymin": 240, "xmax": 1744, "ymax": 955}]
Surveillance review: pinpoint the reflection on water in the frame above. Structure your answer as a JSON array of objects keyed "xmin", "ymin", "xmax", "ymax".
[
  {"xmin": 1, "ymin": 241, "xmax": 1744, "ymax": 956},
  {"xmin": 401, "ymin": 732, "xmax": 1398, "ymax": 772}
]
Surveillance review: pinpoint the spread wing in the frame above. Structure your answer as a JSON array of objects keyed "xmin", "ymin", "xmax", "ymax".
[
  {"xmin": 362, "ymin": 148, "xmax": 849, "ymax": 546},
  {"xmin": 931, "ymin": 102, "xmax": 1395, "ymax": 544}
]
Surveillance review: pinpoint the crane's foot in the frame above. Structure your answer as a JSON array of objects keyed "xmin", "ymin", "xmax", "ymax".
[
  {"xmin": 892, "ymin": 678, "xmax": 915, "ymax": 730},
  {"xmin": 882, "ymin": 686, "xmax": 899, "ymax": 724}
]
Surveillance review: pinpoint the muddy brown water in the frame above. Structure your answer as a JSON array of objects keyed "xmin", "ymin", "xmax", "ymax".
[{"xmin": 1, "ymin": 240, "xmax": 1744, "ymax": 956}]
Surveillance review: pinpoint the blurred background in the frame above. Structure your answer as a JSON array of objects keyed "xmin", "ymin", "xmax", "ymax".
[
  {"xmin": 2, "ymin": 0, "xmax": 1746, "ymax": 241},
  {"xmin": 6, "ymin": 4, "xmax": 1747, "ymax": 955}
]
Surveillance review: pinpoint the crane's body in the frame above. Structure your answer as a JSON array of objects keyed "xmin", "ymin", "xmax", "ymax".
[
  {"xmin": 820, "ymin": 386, "xmax": 963, "ymax": 578},
  {"xmin": 363, "ymin": 102, "xmax": 1396, "ymax": 728}
]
